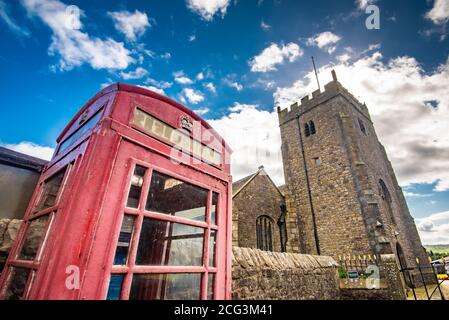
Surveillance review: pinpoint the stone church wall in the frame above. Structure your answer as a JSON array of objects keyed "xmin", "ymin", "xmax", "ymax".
[
  {"xmin": 232, "ymin": 247, "xmax": 340, "ymax": 300},
  {"xmin": 277, "ymin": 76, "xmax": 430, "ymax": 283},
  {"xmin": 233, "ymin": 174, "xmax": 285, "ymax": 252},
  {"xmin": 278, "ymin": 87, "xmax": 373, "ymax": 257}
]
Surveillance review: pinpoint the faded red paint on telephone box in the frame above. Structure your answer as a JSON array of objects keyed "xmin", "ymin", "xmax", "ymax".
[{"xmin": 0, "ymin": 83, "xmax": 232, "ymax": 300}]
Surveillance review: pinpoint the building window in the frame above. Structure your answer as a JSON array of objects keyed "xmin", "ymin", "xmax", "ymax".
[
  {"xmin": 107, "ymin": 165, "xmax": 219, "ymax": 300},
  {"xmin": 256, "ymin": 215, "xmax": 274, "ymax": 251},
  {"xmin": 379, "ymin": 179, "xmax": 396, "ymax": 225},
  {"xmin": 304, "ymin": 121, "xmax": 316, "ymax": 137},
  {"xmin": 358, "ymin": 118, "xmax": 367, "ymax": 135},
  {"xmin": 304, "ymin": 123, "xmax": 311, "ymax": 137}
]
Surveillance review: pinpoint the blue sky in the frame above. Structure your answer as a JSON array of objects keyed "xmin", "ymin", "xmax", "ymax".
[{"xmin": 1, "ymin": 0, "xmax": 449, "ymax": 244}]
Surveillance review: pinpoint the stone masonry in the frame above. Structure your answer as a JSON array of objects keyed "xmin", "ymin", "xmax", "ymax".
[
  {"xmin": 277, "ymin": 71, "xmax": 431, "ymax": 287},
  {"xmin": 0, "ymin": 219, "xmax": 22, "ymax": 273},
  {"xmin": 232, "ymin": 247, "xmax": 340, "ymax": 300},
  {"xmin": 232, "ymin": 167, "xmax": 288, "ymax": 252}
]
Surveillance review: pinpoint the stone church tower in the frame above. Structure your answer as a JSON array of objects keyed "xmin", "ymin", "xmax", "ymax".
[{"xmin": 277, "ymin": 71, "xmax": 429, "ymax": 273}]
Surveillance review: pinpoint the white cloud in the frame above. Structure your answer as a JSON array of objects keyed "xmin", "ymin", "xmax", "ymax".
[
  {"xmin": 260, "ymin": 20, "xmax": 271, "ymax": 31},
  {"xmin": 21, "ymin": 0, "xmax": 134, "ymax": 71},
  {"xmin": 249, "ymin": 42, "xmax": 303, "ymax": 73},
  {"xmin": 307, "ymin": 31, "xmax": 341, "ymax": 54},
  {"xmin": 0, "ymin": 0, "xmax": 30, "ymax": 36},
  {"xmin": 196, "ymin": 72, "xmax": 204, "ymax": 81},
  {"xmin": 416, "ymin": 211, "xmax": 449, "ymax": 244},
  {"xmin": 100, "ymin": 78, "xmax": 114, "ymax": 89},
  {"xmin": 120, "ymin": 67, "xmax": 148, "ymax": 80},
  {"xmin": 193, "ymin": 107, "xmax": 210, "ymax": 116},
  {"xmin": 174, "ymin": 71, "xmax": 194, "ymax": 85},
  {"xmin": 138, "ymin": 85, "xmax": 165, "ymax": 96},
  {"xmin": 223, "ymin": 78, "xmax": 243, "ymax": 91},
  {"xmin": 108, "ymin": 10, "xmax": 150, "ymax": 41},
  {"xmin": 145, "ymin": 77, "xmax": 173, "ymax": 89},
  {"xmin": 189, "ymin": 34, "xmax": 197, "ymax": 42},
  {"xmin": 209, "ymin": 103, "xmax": 284, "ymax": 185},
  {"xmin": 356, "ymin": 0, "xmax": 376, "ymax": 10},
  {"xmin": 274, "ymin": 51, "xmax": 449, "ymax": 192},
  {"xmin": 183, "ymin": 88, "xmax": 204, "ymax": 104},
  {"xmin": 160, "ymin": 52, "xmax": 171, "ymax": 60},
  {"xmin": 254, "ymin": 78, "xmax": 276, "ymax": 90},
  {"xmin": 1, "ymin": 142, "xmax": 54, "ymax": 161},
  {"xmin": 337, "ymin": 53, "xmax": 351, "ymax": 63},
  {"xmin": 426, "ymin": 0, "xmax": 449, "ymax": 25},
  {"xmin": 186, "ymin": 0, "xmax": 231, "ymax": 21},
  {"xmin": 403, "ymin": 191, "xmax": 433, "ymax": 198},
  {"xmin": 204, "ymin": 82, "xmax": 216, "ymax": 93}
]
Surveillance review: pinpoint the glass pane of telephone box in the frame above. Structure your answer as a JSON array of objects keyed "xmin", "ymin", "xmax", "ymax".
[
  {"xmin": 136, "ymin": 218, "xmax": 204, "ymax": 266},
  {"xmin": 207, "ymin": 273, "xmax": 215, "ymax": 300},
  {"xmin": 35, "ymin": 169, "xmax": 66, "ymax": 212},
  {"xmin": 211, "ymin": 192, "xmax": 218, "ymax": 225},
  {"xmin": 129, "ymin": 273, "xmax": 201, "ymax": 300},
  {"xmin": 146, "ymin": 171, "xmax": 207, "ymax": 222},
  {"xmin": 113, "ymin": 215, "xmax": 135, "ymax": 265},
  {"xmin": 18, "ymin": 216, "xmax": 50, "ymax": 261},
  {"xmin": 106, "ymin": 275, "xmax": 124, "ymax": 300},
  {"xmin": 126, "ymin": 166, "xmax": 146, "ymax": 208},
  {"xmin": 3, "ymin": 267, "xmax": 31, "ymax": 300},
  {"xmin": 209, "ymin": 230, "xmax": 217, "ymax": 267}
]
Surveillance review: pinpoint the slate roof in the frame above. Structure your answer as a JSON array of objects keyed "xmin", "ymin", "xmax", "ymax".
[
  {"xmin": 0, "ymin": 147, "xmax": 48, "ymax": 172},
  {"xmin": 232, "ymin": 172, "xmax": 259, "ymax": 197},
  {"xmin": 277, "ymin": 184, "xmax": 286, "ymax": 196},
  {"xmin": 232, "ymin": 165, "xmax": 285, "ymax": 199}
]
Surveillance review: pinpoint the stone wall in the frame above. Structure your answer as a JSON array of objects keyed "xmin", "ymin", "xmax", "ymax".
[
  {"xmin": 233, "ymin": 171, "xmax": 286, "ymax": 252},
  {"xmin": 232, "ymin": 247, "xmax": 340, "ymax": 300},
  {"xmin": 278, "ymin": 82, "xmax": 373, "ymax": 257},
  {"xmin": 277, "ymin": 74, "xmax": 430, "ymax": 278},
  {"xmin": 0, "ymin": 219, "xmax": 22, "ymax": 272}
]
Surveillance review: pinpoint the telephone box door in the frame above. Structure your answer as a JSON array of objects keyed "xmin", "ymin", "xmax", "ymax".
[{"xmin": 84, "ymin": 140, "xmax": 229, "ymax": 300}]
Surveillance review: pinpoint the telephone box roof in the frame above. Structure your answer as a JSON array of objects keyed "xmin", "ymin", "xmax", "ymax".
[{"xmin": 56, "ymin": 83, "xmax": 232, "ymax": 153}]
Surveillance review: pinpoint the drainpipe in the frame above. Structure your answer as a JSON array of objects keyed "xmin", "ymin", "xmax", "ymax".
[{"xmin": 296, "ymin": 114, "xmax": 320, "ymax": 255}]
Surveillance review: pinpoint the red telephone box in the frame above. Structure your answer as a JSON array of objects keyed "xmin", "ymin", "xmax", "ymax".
[{"xmin": 0, "ymin": 83, "xmax": 232, "ymax": 300}]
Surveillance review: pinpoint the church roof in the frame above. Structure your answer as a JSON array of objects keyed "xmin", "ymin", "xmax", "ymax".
[
  {"xmin": 277, "ymin": 184, "xmax": 286, "ymax": 196},
  {"xmin": 232, "ymin": 171, "xmax": 259, "ymax": 197},
  {"xmin": 232, "ymin": 166, "xmax": 285, "ymax": 199}
]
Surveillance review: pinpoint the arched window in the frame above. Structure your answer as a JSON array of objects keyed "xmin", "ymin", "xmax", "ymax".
[
  {"xmin": 309, "ymin": 121, "xmax": 316, "ymax": 135},
  {"xmin": 304, "ymin": 123, "xmax": 311, "ymax": 137},
  {"xmin": 256, "ymin": 215, "xmax": 273, "ymax": 251},
  {"xmin": 358, "ymin": 118, "xmax": 367, "ymax": 135},
  {"xmin": 304, "ymin": 121, "xmax": 316, "ymax": 137},
  {"xmin": 379, "ymin": 179, "xmax": 391, "ymax": 202},
  {"xmin": 379, "ymin": 179, "xmax": 396, "ymax": 224}
]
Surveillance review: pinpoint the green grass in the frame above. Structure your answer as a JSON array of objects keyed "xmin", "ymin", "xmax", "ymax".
[{"xmin": 425, "ymin": 244, "xmax": 449, "ymax": 254}]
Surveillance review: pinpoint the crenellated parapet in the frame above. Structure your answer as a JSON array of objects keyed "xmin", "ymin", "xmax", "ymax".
[{"xmin": 277, "ymin": 70, "xmax": 371, "ymax": 125}]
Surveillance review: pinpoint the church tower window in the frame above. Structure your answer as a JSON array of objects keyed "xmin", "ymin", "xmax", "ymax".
[
  {"xmin": 304, "ymin": 123, "xmax": 311, "ymax": 137},
  {"xmin": 309, "ymin": 121, "xmax": 316, "ymax": 135},
  {"xmin": 256, "ymin": 216, "xmax": 274, "ymax": 251},
  {"xmin": 358, "ymin": 118, "xmax": 367, "ymax": 135},
  {"xmin": 304, "ymin": 121, "xmax": 316, "ymax": 137},
  {"xmin": 379, "ymin": 179, "xmax": 396, "ymax": 225}
]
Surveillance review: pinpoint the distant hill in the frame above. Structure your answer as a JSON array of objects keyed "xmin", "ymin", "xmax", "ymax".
[{"xmin": 425, "ymin": 245, "xmax": 449, "ymax": 254}]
